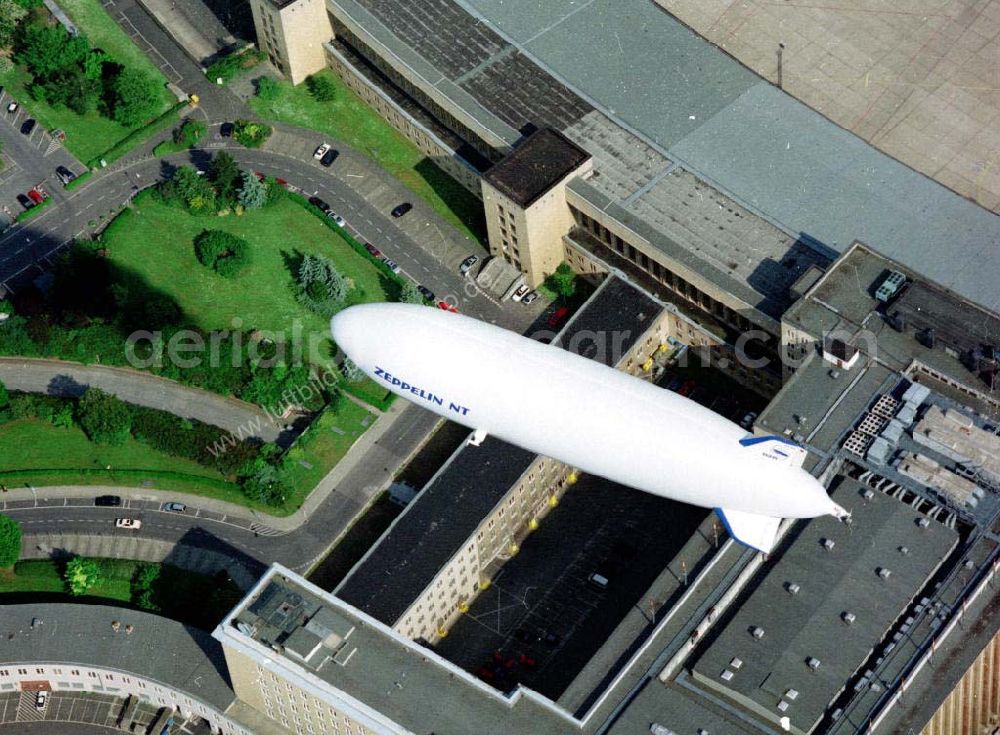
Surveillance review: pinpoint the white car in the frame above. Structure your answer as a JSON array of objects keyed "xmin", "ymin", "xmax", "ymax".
[
  {"xmin": 330, "ymin": 213, "xmax": 346, "ymax": 227},
  {"xmin": 383, "ymin": 259, "xmax": 401, "ymax": 274},
  {"xmin": 35, "ymin": 691, "xmax": 48, "ymax": 710},
  {"xmin": 313, "ymin": 143, "xmax": 330, "ymax": 160},
  {"xmin": 511, "ymin": 284, "xmax": 529, "ymax": 302},
  {"xmin": 6, "ymin": 101, "xmax": 17, "ymax": 114},
  {"xmin": 115, "ymin": 518, "xmax": 142, "ymax": 530}
]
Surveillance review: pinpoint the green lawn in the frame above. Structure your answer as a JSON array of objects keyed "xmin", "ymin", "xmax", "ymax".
[
  {"xmin": 104, "ymin": 196, "xmax": 394, "ymax": 363},
  {"xmin": 0, "ymin": 0, "xmax": 175, "ymax": 162},
  {"xmin": 249, "ymin": 70, "xmax": 487, "ymax": 243},
  {"xmin": 0, "ymin": 418, "xmax": 245, "ymax": 497},
  {"xmin": 281, "ymin": 399, "xmax": 374, "ymax": 511}
]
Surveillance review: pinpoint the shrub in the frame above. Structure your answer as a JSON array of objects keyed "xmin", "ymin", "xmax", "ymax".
[
  {"xmin": 206, "ymin": 46, "xmax": 265, "ymax": 84},
  {"xmin": 255, "ymin": 76, "xmax": 281, "ymax": 101},
  {"xmin": 342, "ymin": 358, "xmax": 365, "ymax": 383},
  {"xmin": 0, "ymin": 514, "xmax": 21, "ymax": 568},
  {"xmin": 232, "ymin": 119, "xmax": 271, "ymax": 149},
  {"xmin": 305, "ymin": 73, "xmax": 337, "ymax": 102},
  {"xmin": 193, "ymin": 229, "xmax": 251, "ymax": 277},
  {"xmin": 242, "ymin": 463, "xmax": 287, "ymax": 506},
  {"xmin": 399, "ymin": 281, "xmax": 423, "ymax": 304},
  {"xmin": 77, "ymin": 388, "xmax": 132, "ymax": 445},
  {"xmin": 172, "ymin": 118, "xmax": 206, "ymax": 147},
  {"xmin": 0, "ymin": 380, "xmax": 7, "ymax": 410}
]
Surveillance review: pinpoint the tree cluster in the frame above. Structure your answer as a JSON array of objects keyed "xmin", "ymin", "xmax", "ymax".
[
  {"xmin": 77, "ymin": 387, "xmax": 132, "ymax": 445},
  {"xmin": 171, "ymin": 118, "xmax": 206, "ymax": 148},
  {"xmin": 194, "ymin": 229, "xmax": 251, "ymax": 278},
  {"xmin": 232, "ymin": 119, "xmax": 271, "ymax": 149},
  {"xmin": 296, "ymin": 254, "xmax": 349, "ymax": 316},
  {"xmin": 0, "ymin": 514, "xmax": 21, "ymax": 569},
  {"xmin": 160, "ymin": 152, "xmax": 276, "ymax": 216},
  {"xmin": 15, "ymin": 21, "xmax": 160, "ymax": 123}
]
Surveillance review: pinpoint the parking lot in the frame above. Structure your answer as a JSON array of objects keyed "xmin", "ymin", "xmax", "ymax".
[
  {"xmin": 0, "ymin": 87, "xmax": 83, "ymax": 230},
  {"xmin": 0, "ymin": 690, "xmax": 207, "ymax": 733}
]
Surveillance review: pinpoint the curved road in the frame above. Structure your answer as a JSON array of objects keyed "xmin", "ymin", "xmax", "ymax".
[{"xmin": 0, "ymin": 357, "xmax": 283, "ymax": 442}]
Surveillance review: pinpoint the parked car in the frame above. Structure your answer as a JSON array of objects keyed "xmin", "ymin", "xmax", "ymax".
[
  {"xmin": 329, "ymin": 212, "xmax": 346, "ymax": 227},
  {"xmin": 521, "ymin": 291, "xmax": 538, "ymax": 305},
  {"xmin": 739, "ymin": 411, "xmax": 759, "ymax": 430},
  {"xmin": 438, "ymin": 300, "xmax": 458, "ymax": 313},
  {"xmin": 27, "ymin": 189, "xmax": 44, "ymax": 205},
  {"xmin": 459, "ymin": 254, "xmax": 479, "ymax": 275},
  {"xmin": 20, "ymin": 118, "xmax": 36, "ymax": 135},
  {"xmin": 391, "ymin": 202, "xmax": 412, "ymax": 218},
  {"xmin": 666, "ymin": 376, "xmax": 683, "ymax": 392},
  {"xmin": 16, "ymin": 193, "xmax": 33, "ymax": 210},
  {"xmin": 678, "ymin": 379, "xmax": 696, "ymax": 397},
  {"xmin": 417, "ymin": 285, "xmax": 435, "ymax": 301},
  {"xmin": 115, "ymin": 518, "xmax": 141, "ymax": 530},
  {"xmin": 35, "ymin": 691, "xmax": 47, "ymax": 711},
  {"xmin": 308, "ymin": 196, "xmax": 330, "ymax": 213},
  {"xmin": 588, "ymin": 572, "xmax": 610, "ymax": 591},
  {"xmin": 364, "ymin": 243, "xmax": 382, "ymax": 258},
  {"xmin": 95, "ymin": 495, "xmax": 122, "ymax": 507},
  {"xmin": 320, "ymin": 149, "xmax": 338, "ymax": 167},
  {"xmin": 6, "ymin": 101, "xmax": 17, "ymax": 114},
  {"xmin": 383, "ymin": 258, "xmax": 401, "ymax": 274},
  {"xmin": 511, "ymin": 284, "xmax": 529, "ymax": 302},
  {"xmin": 56, "ymin": 165, "xmax": 76, "ymax": 185},
  {"xmin": 313, "ymin": 142, "xmax": 330, "ymax": 159},
  {"xmin": 163, "ymin": 502, "xmax": 186, "ymax": 513},
  {"xmin": 547, "ymin": 306, "xmax": 569, "ymax": 327},
  {"xmin": 219, "ymin": 122, "xmax": 234, "ymax": 137}
]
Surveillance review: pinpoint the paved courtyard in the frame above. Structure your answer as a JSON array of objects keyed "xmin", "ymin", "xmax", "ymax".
[{"xmin": 655, "ymin": 0, "xmax": 1000, "ymax": 212}]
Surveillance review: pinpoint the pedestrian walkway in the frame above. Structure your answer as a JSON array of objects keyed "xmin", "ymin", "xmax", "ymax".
[{"xmin": 0, "ymin": 357, "xmax": 283, "ymax": 443}]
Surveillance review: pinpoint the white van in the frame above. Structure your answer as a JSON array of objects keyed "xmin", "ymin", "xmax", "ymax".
[{"xmin": 587, "ymin": 573, "xmax": 609, "ymax": 591}]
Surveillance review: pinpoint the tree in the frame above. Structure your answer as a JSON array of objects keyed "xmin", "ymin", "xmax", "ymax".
[
  {"xmin": 305, "ymin": 73, "xmax": 336, "ymax": 102},
  {"xmin": 39, "ymin": 63, "xmax": 100, "ymax": 114},
  {"xmin": 109, "ymin": 68, "xmax": 160, "ymax": 126},
  {"xmin": 132, "ymin": 562, "xmax": 161, "ymax": 611},
  {"xmin": 341, "ymin": 358, "xmax": 365, "ymax": 383},
  {"xmin": 399, "ymin": 281, "xmax": 423, "ymax": 304},
  {"xmin": 64, "ymin": 556, "xmax": 100, "ymax": 595},
  {"xmin": 296, "ymin": 254, "xmax": 348, "ymax": 316},
  {"xmin": 0, "ymin": 0, "xmax": 27, "ymax": 49},
  {"xmin": 0, "ymin": 515, "xmax": 21, "ymax": 568},
  {"xmin": 0, "ymin": 379, "xmax": 8, "ymax": 410},
  {"xmin": 255, "ymin": 76, "xmax": 280, "ymax": 101},
  {"xmin": 160, "ymin": 165, "xmax": 215, "ymax": 212},
  {"xmin": 77, "ymin": 387, "xmax": 132, "ymax": 445},
  {"xmin": 232, "ymin": 119, "xmax": 271, "ymax": 149},
  {"xmin": 207, "ymin": 150, "xmax": 241, "ymax": 205},
  {"xmin": 193, "ymin": 229, "xmax": 251, "ymax": 277},
  {"xmin": 544, "ymin": 262, "xmax": 577, "ymax": 299},
  {"xmin": 16, "ymin": 22, "xmax": 88, "ymax": 77},
  {"xmin": 237, "ymin": 170, "xmax": 268, "ymax": 210},
  {"xmin": 172, "ymin": 118, "xmax": 206, "ymax": 147}
]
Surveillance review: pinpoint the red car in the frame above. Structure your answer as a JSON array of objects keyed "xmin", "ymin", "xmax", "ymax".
[
  {"xmin": 547, "ymin": 307, "xmax": 569, "ymax": 327},
  {"xmin": 27, "ymin": 188, "xmax": 45, "ymax": 205},
  {"xmin": 678, "ymin": 379, "xmax": 696, "ymax": 397},
  {"xmin": 438, "ymin": 301, "xmax": 458, "ymax": 313}
]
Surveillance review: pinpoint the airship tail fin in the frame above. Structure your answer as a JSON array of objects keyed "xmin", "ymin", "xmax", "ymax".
[
  {"xmin": 739, "ymin": 436, "xmax": 808, "ymax": 467},
  {"xmin": 715, "ymin": 507, "xmax": 782, "ymax": 554}
]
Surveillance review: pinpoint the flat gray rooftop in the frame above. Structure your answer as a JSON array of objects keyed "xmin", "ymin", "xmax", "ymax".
[
  {"xmin": 337, "ymin": 277, "xmax": 662, "ymax": 626},
  {"xmin": 227, "ymin": 571, "xmax": 575, "ymax": 735},
  {"xmin": 691, "ymin": 478, "xmax": 959, "ymax": 733},
  {"xmin": 343, "ymin": 0, "xmax": 1000, "ymax": 312},
  {"xmin": 2, "ymin": 603, "xmax": 235, "ymax": 711}
]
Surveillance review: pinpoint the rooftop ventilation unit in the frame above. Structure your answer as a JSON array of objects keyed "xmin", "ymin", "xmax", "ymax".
[
  {"xmin": 875, "ymin": 270, "xmax": 906, "ymax": 302},
  {"xmin": 786, "ymin": 582, "xmax": 801, "ymax": 595},
  {"xmin": 807, "ymin": 657, "xmax": 821, "ymax": 670},
  {"xmin": 720, "ymin": 670, "xmax": 734, "ymax": 681},
  {"xmin": 899, "ymin": 546, "xmax": 909, "ymax": 555},
  {"xmin": 862, "ymin": 489, "xmax": 874, "ymax": 500},
  {"xmin": 878, "ymin": 567, "xmax": 892, "ymax": 580},
  {"xmin": 777, "ymin": 700, "xmax": 790, "ymax": 712},
  {"xmin": 842, "ymin": 612, "xmax": 856, "ymax": 625},
  {"xmin": 822, "ymin": 538, "xmax": 835, "ymax": 551},
  {"xmin": 785, "ymin": 689, "xmax": 799, "ymax": 701},
  {"xmin": 917, "ymin": 517, "xmax": 931, "ymax": 528},
  {"xmin": 650, "ymin": 725, "xmax": 676, "ymax": 735},
  {"xmin": 730, "ymin": 657, "xmax": 743, "ymax": 670},
  {"xmin": 751, "ymin": 626, "xmax": 765, "ymax": 640}
]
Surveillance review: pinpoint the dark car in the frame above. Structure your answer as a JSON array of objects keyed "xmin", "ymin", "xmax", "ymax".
[
  {"xmin": 56, "ymin": 165, "xmax": 76, "ymax": 185},
  {"xmin": 20, "ymin": 118, "xmax": 36, "ymax": 135},
  {"xmin": 219, "ymin": 122, "xmax": 234, "ymax": 137},
  {"xmin": 95, "ymin": 495, "xmax": 122, "ymax": 507},
  {"xmin": 417, "ymin": 285, "xmax": 435, "ymax": 302},
  {"xmin": 308, "ymin": 196, "xmax": 331, "ymax": 213},
  {"xmin": 391, "ymin": 202, "xmax": 412, "ymax": 218},
  {"xmin": 320, "ymin": 149, "xmax": 339, "ymax": 167},
  {"xmin": 16, "ymin": 193, "xmax": 33, "ymax": 209},
  {"xmin": 364, "ymin": 243, "xmax": 382, "ymax": 258}
]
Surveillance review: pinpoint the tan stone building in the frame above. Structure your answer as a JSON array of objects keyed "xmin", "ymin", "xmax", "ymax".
[{"xmin": 249, "ymin": 0, "xmax": 332, "ymax": 85}]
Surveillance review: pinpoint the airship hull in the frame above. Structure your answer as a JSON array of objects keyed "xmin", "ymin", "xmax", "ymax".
[{"xmin": 331, "ymin": 303, "xmax": 845, "ymax": 551}]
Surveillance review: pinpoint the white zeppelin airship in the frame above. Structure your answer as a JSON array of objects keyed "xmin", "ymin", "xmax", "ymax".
[{"xmin": 331, "ymin": 303, "xmax": 849, "ymax": 553}]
